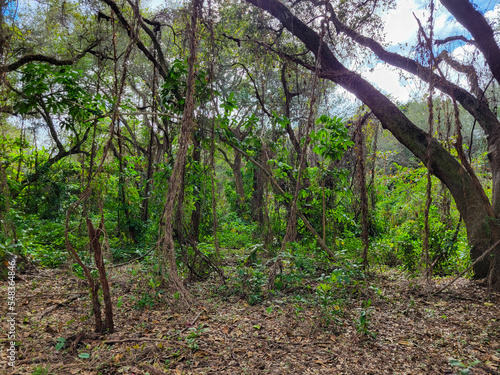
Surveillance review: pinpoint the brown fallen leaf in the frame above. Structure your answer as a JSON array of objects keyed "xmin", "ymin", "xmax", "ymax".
[{"xmin": 114, "ymin": 353, "xmax": 123, "ymax": 363}]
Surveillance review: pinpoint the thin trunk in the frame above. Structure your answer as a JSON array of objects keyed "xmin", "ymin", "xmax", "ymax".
[
  {"xmin": 422, "ymin": 8, "xmax": 435, "ymax": 280},
  {"xmin": 210, "ymin": 126, "xmax": 220, "ymax": 257},
  {"xmin": 281, "ymin": 22, "xmax": 324, "ymax": 251},
  {"xmin": 322, "ymin": 179, "xmax": 326, "ymax": 243},
  {"xmin": 159, "ymin": 0, "xmax": 200, "ymax": 298},
  {"xmin": 190, "ymin": 133, "xmax": 202, "ymax": 242},
  {"xmin": 86, "ymin": 216, "xmax": 114, "ymax": 333},
  {"xmin": 368, "ymin": 123, "xmax": 378, "ymax": 210},
  {"xmin": 233, "ymin": 152, "xmax": 246, "ymax": 212},
  {"xmin": 355, "ymin": 114, "xmax": 370, "ymax": 270},
  {"xmin": 251, "ymin": 147, "xmax": 268, "ymax": 225},
  {"xmin": 142, "ymin": 125, "xmax": 154, "ymax": 222},
  {"xmin": 65, "ymin": 192, "xmax": 103, "ymax": 333}
]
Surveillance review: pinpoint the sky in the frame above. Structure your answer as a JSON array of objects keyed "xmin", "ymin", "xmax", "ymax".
[
  {"xmin": 359, "ymin": 0, "xmax": 500, "ymax": 103},
  {"xmin": 143, "ymin": 0, "xmax": 499, "ymax": 104}
]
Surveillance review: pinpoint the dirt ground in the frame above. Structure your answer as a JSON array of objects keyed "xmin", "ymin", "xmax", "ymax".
[{"xmin": 1, "ymin": 264, "xmax": 499, "ymax": 375}]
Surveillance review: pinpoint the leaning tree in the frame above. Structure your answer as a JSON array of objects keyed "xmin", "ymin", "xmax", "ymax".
[{"xmin": 243, "ymin": 0, "xmax": 500, "ymax": 290}]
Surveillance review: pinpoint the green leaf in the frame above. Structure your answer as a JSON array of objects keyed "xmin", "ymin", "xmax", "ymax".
[
  {"xmin": 449, "ymin": 359, "xmax": 465, "ymax": 368},
  {"xmin": 78, "ymin": 353, "xmax": 90, "ymax": 359},
  {"xmin": 55, "ymin": 337, "xmax": 66, "ymax": 351}
]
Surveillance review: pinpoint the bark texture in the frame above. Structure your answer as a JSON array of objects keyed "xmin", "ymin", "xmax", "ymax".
[
  {"xmin": 159, "ymin": 0, "xmax": 200, "ymax": 297},
  {"xmin": 245, "ymin": 0, "xmax": 500, "ymax": 287}
]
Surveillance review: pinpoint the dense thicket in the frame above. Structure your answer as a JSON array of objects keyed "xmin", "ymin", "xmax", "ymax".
[{"xmin": 1, "ymin": 0, "xmax": 499, "ymax": 316}]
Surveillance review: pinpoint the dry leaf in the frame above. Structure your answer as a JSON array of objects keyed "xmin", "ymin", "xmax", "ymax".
[{"xmin": 398, "ymin": 341, "xmax": 412, "ymax": 346}]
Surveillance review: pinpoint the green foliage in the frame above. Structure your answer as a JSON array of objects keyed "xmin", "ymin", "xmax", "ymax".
[
  {"xmin": 316, "ymin": 281, "xmax": 344, "ymax": 327},
  {"xmin": 370, "ymin": 164, "xmax": 469, "ymax": 275},
  {"xmin": 184, "ymin": 325, "xmax": 207, "ymax": 351},
  {"xmin": 132, "ymin": 292, "xmax": 156, "ymax": 310},
  {"xmin": 16, "ymin": 63, "xmax": 101, "ymax": 123},
  {"xmin": 54, "ymin": 337, "xmax": 66, "ymax": 351},
  {"xmin": 216, "ymin": 212, "xmax": 258, "ymax": 249},
  {"xmin": 16, "ymin": 159, "xmax": 81, "ymax": 220},
  {"xmin": 356, "ymin": 299, "xmax": 377, "ymax": 338},
  {"xmin": 0, "ymin": 240, "xmax": 23, "ymax": 279},
  {"xmin": 20, "ymin": 218, "xmax": 69, "ymax": 268},
  {"xmin": 160, "ymin": 59, "xmax": 211, "ymax": 114},
  {"xmin": 234, "ymin": 263, "xmax": 267, "ymax": 305},
  {"xmin": 31, "ymin": 365, "xmax": 54, "ymax": 375},
  {"xmin": 311, "ymin": 115, "xmax": 353, "ymax": 161},
  {"xmin": 449, "ymin": 358, "xmax": 481, "ymax": 375}
]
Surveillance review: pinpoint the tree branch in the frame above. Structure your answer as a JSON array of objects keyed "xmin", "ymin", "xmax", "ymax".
[
  {"xmin": 326, "ymin": 5, "xmax": 500, "ymax": 137},
  {"xmin": 244, "ymin": 0, "xmax": 491, "ymax": 232},
  {"xmin": 440, "ymin": 0, "xmax": 500, "ymax": 85},
  {"xmin": 0, "ymin": 42, "xmax": 98, "ymax": 73},
  {"xmin": 101, "ymin": 0, "xmax": 167, "ymax": 79},
  {"xmin": 435, "ymin": 35, "xmax": 476, "ymax": 46}
]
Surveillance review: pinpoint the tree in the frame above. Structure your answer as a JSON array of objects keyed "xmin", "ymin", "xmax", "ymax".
[{"xmin": 244, "ymin": 0, "xmax": 500, "ymax": 290}]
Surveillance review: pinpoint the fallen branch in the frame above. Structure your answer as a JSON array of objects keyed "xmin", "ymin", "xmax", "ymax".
[
  {"xmin": 106, "ymin": 247, "xmax": 154, "ymax": 268},
  {"xmin": 14, "ymin": 355, "xmax": 55, "ymax": 365},
  {"xmin": 19, "ymin": 292, "xmax": 88, "ymax": 299},
  {"xmin": 37, "ymin": 296, "xmax": 80, "ymax": 319},
  {"xmin": 141, "ymin": 364, "xmax": 168, "ymax": 375},
  {"xmin": 104, "ymin": 337, "xmax": 217, "ymax": 355},
  {"xmin": 433, "ymin": 239, "xmax": 500, "ymax": 295},
  {"xmin": 70, "ymin": 332, "xmax": 86, "ymax": 354}
]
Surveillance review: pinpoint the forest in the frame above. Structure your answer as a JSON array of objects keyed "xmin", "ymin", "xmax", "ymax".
[{"xmin": 1, "ymin": 0, "xmax": 500, "ymax": 373}]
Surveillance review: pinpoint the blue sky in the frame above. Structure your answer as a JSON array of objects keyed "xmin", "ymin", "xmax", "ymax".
[{"xmin": 357, "ymin": 0, "xmax": 500, "ymax": 102}]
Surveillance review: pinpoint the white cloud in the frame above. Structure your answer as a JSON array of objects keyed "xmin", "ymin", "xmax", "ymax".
[
  {"xmin": 381, "ymin": 0, "xmax": 425, "ymax": 46},
  {"xmin": 485, "ymin": 4, "xmax": 500, "ymax": 23},
  {"xmin": 361, "ymin": 63, "xmax": 412, "ymax": 103}
]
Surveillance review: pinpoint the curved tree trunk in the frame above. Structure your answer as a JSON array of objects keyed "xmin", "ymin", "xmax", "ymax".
[{"xmin": 245, "ymin": 0, "xmax": 500, "ymax": 288}]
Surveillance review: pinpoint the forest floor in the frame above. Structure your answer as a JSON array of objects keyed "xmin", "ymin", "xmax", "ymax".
[{"xmin": 1, "ymin": 259, "xmax": 500, "ymax": 375}]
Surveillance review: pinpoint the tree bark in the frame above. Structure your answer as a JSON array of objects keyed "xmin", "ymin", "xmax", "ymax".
[
  {"xmin": 440, "ymin": 0, "xmax": 500, "ymax": 85},
  {"xmin": 190, "ymin": 131, "xmax": 202, "ymax": 242},
  {"xmin": 159, "ymin": 0, "xmax": 200, "ymax": 298},
  {"xmin": 233, "ymin": 151, "xmax": 247, "ymax": 212},
  {"xmin": 245, "ymin": 0, "xmax": 500, "ymax": 285},
  {"xmin": 86, "ymin": 217, "xmax": 114, "ymax": 333},
  {"xmin": 355, "ymin": 114, "xmax": 370, "ymax": 270},
  {"xmin": 251, "ymin": 147, "xmax": 268, "ymax": 224}
]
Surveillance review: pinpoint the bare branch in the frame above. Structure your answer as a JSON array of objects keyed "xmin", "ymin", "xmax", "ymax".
[{"xmin": 435, "ymin": 35, "xmax": 476, "ymax": 46}]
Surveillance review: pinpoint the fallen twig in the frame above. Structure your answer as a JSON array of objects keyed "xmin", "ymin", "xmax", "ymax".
[
  {"xmin": 37, "ymin": 296, "xmax": 81, "ymax": 319},
  {"xmin": 141, "ymin": 364, "xmax": 168, "ymax": 375},
  {"xmin": 71, "ymin": 332, "xmax": 86, "ymax": 354},
  {"xmin": 19, "ymin": 292, "xmax": 88, "ymax": 299},
  {"xmin": 433, "ymin": 239, "xmax": 500, "ymax": 295},
  {"xmin": 103, "ymin": 337, "xmax": 217, "ymax": 355}
]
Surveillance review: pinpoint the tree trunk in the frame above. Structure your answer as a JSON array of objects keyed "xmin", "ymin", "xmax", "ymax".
[
  {"xmin": 190, "ymin": 132, "xmax": 202, "ymax": 242},
  {"xmin": 251, "ymin": 147, "xmax": 268, "ymax": 224},
  {"xmin": 355, "ymin": 114, "xmax": 370, "ymax": 270},
  {"xmin": 86, "ymin": 217, "xmax": 114, "ymax": 333},
  {"xmin": 245, "ymin": 0, "xmax": 500, "ymax": 288},
  {"xmin": 159, "ymin": 0, "xmax": 200, "ymax": 298},
  {"xmin": 141, "ymin": 126, "xmax": 155, "ymax": 222},
  {"xmin": 232, "ymin": 151, "xmax": 247, "ymax": 213}
]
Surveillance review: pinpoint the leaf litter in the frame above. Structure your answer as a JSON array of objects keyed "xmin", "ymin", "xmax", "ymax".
[{"xmin": 1, "ymin": 266, "xmax": 499, "ymax": 374}]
